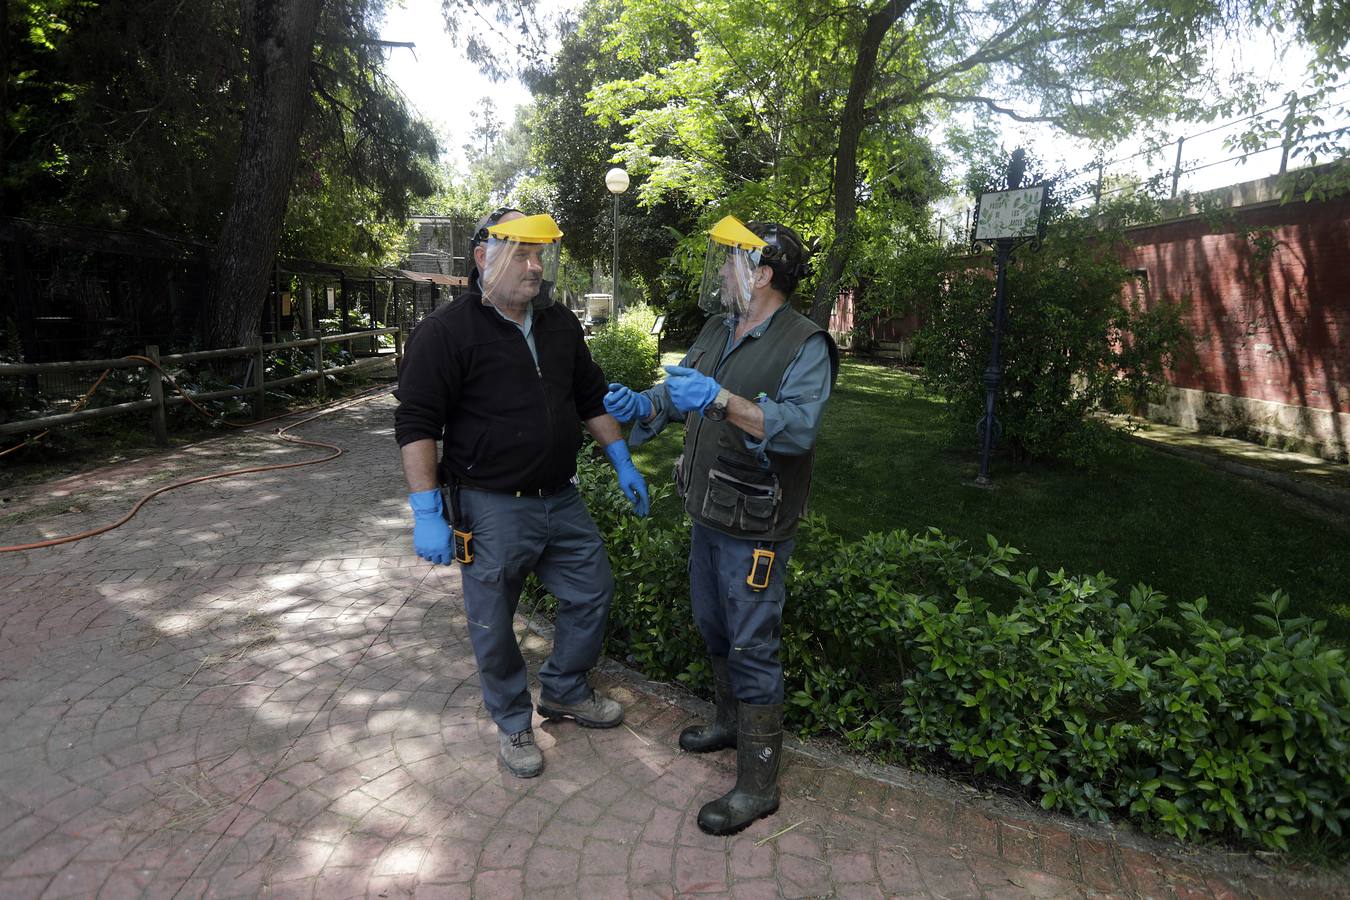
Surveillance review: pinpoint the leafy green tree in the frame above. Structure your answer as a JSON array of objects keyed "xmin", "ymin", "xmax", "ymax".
[
  {"xmin": 583, "ymin": 0, "xmax": 1345, "ymax": 327},
  {"xmin": 439, "ymin": 0, "xmax": 571, "ymax": 84},
  {"xmin": 202, "ymin": 0, "xmax": 442, "ymax": 349},
  {"xmin": 2, "ymin": 0, "xmax": 246, "ymax": 231},
  {"xmin": 3, "ymin": 0, "xmax": 441, "ymax": 349},
  {"xmin": 527, "ymin": 0, "xmax": 702, "ymax": 313},
  {"xmin": 283, "ymin": 2, "xmax": 439, "ymax": 264}
]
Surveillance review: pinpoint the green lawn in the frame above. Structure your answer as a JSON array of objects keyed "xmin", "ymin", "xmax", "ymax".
[{"xmin": 630, "ymin": 356, "xmax": 1350, "ymax": 644}]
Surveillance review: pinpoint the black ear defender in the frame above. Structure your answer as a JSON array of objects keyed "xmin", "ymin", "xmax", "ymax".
[
  {"xmin": 471, "ymin": 206, "xmax": 523, "ymax": 246},
  {"xmin": 747, "ymin": 221, "xmax": 811, "ymax": 281}
]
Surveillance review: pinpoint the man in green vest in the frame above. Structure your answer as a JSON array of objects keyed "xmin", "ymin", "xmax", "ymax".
[{"xmin": 604, "ymin": 216, "xmax": 838, "ymax": 835}]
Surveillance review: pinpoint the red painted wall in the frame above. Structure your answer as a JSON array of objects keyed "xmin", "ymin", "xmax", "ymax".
[
  {"xmin": 1120, "ymin": 196, "xmax": 1350, "ymax": 416},
  {"xmin": 828, "ymin": 288, "xmax": 855, "ymax": 337},
  {"xmin": 832, "ymin": 193, "xmax": 1350, "ymax": 419},
  {"xmin": 829, "ymin": 289, "xmax": 919, "ymax": 345}
]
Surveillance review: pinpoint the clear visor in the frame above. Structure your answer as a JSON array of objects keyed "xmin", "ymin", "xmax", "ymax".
[
  {"xmin": 479, "ymin": 237, "xmax": 561, "ymax": 310},
  {"xmin": 698, "ymin": 241, "xmax": 761, "ymax": 316}
]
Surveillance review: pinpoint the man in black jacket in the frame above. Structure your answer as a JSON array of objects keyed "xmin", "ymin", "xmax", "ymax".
[{"xmin": 394, "ymin": 208, "xmax": 648, "ymax": 778}]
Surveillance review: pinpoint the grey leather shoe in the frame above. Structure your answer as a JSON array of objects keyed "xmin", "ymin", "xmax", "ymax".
[
  {"xmin": 537, "ymin": 691, "xmax": 624, "ymax": 728},
  {"xmin": 498, "ymin": 728, "xmax": 544, "ymax": 778}
]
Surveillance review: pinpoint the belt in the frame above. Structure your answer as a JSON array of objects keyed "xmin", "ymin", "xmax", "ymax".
[{"xmin": 461, "ymin": 482, "xmax": 574, "ymax": 498}]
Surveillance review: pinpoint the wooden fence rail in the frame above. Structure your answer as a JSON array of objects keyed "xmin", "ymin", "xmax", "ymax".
[{"xmin": 0, "ymin": 328, "xmax": 402, "ymax": 442}]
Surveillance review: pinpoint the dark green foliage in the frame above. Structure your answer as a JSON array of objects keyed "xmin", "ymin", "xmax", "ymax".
[
  {"xmin": 3, "ymin": 0, "xmax": 246, "ymax": 231},
  {"xmin": 2, "ymin": 0, "xmax": 437, "ymax": 262},
  {"xmin": 914, "ymin": 209, "xmax": 1192, "ymax": 466},
  {"xmin": 561, "ymin": 452, "xmax": 1350, "ymax": 855}
]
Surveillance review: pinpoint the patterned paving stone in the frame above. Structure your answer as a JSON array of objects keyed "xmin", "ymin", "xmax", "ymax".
[{"xmin": 1, "ymin": 393, "xmax": 1345, "ymax": 898}]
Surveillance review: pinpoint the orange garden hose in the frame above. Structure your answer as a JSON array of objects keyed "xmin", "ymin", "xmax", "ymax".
[{"xmin": 1, "ymin": 358, "xmax": 392, "ymax": 553}]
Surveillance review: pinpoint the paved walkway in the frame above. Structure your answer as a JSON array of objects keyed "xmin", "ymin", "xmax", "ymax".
[{"xmin": 0, "ymin": 392, "xmax": 1344, "ymax": 899}]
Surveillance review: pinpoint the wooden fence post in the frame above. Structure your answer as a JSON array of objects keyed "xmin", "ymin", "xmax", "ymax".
[
  {"xmin": 315, "ymin": 336, "xmax": 326, "ymax": 402},
  {"xmin": 146, "ymin": 345, "xmax": 168, "ymax": 446},
  {"xmin": 253, "ymin": 344, "xmax": 265, "ymax": 419},
  {"xmin": 301, "ymin": 281, "xmax": 315, "ymax": 338},
  {"xmin": 394, "ymin": 328, "xmax": 403, "ymax": 371}
]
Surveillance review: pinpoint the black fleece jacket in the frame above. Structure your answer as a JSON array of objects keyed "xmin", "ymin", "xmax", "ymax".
[{"xmin": 393, "ymin": 284, "xmax": 608, "ymax": 492}]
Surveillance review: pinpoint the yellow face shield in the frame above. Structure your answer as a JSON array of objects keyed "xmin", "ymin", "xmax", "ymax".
[
  {"xmin": 479, "ymin": 214, "xmax": 564, "ymax": 310},
  {"xmin": 697, "ymin": 215, "xmax": 767, "ymax": 317}
]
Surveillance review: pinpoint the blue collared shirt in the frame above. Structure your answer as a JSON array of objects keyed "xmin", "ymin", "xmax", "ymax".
[{"xmin": 630, "ymin": 306, "xmax": 833, "ymax": 464}]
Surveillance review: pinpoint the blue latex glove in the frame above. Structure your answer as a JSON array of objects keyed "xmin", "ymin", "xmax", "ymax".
[
  {"xmin": 663, "ymin": 365, "xmax": 721, "ymax": 415},
  {"xmin": 604, "ymin": 382, "xmax": 653, "ymax": 423},
  {"xmin": 604, "ymin": 440, "xmax": 650, "ymax": 517},
  {"xmin": 408, "ymin": 489, "xmax": 453, "ymax": 565}
]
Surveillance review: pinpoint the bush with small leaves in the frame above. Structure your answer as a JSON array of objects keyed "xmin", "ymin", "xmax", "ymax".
[{"xmin": 587, "ymin": 303, "xmax": 661, "ymax": 392}]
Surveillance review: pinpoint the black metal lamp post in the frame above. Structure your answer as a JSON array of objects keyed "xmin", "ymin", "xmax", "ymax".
[{"xmin": 970, "ymin": 150, "xmax": 1048, "ymax": 486}]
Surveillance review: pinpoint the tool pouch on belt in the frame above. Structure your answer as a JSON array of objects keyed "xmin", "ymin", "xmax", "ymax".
[
  {"xmin": 700, "ymin": 456, "xmax": 781, "ymax": 534},
  {"xmin": 441, "ymin": 482, "xmax": 474, "ymax": 565}
]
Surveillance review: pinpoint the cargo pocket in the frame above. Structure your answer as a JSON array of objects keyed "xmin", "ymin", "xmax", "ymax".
[
  {"xmin": 741, "ymin": 494, "xmax": 779, "ymax": 533},
  {"xmin": 701, "ymin": 468, "xmax": 780, "ymax": 533},
  {"xmin": 461, "ymin": 564, "xmax": 504, "ymax": 632},
  {"xmin": 700, "ymin": 473, "xmax": 741, "ymax": 529},
  {"xmin": 461, "ymin": 563, "xmax": 501, "ymax": 583}
]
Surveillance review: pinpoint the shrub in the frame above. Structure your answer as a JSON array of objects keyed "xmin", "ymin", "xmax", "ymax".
[
  {"xmin": 588, "ymin": 302, "xmax": 661, "ymax": 391},
  {"xmin": 908, "ymin": 153, "xmax": 1193, "ymax": 467},
  {"xmin": 914, "ymin": 213, "xmax": 1192, "ymax": 467},
  {"xmin": 555, "ymin": 453, "xmax": 1350, "ymax": 855}
]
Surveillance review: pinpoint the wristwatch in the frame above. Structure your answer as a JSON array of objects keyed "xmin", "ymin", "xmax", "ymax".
[{"xmin": 704, "ymin": 387, "xmax": 733, "ymax": 421}]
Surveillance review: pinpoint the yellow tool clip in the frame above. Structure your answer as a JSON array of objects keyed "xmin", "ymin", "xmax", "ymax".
[
  {"xmin": 747, "ymin": 547, "xmax": 776, "ymax": 590},
  {"xmin": 453, "ymin": 529, "xmax": 474, "ymax": 565}
]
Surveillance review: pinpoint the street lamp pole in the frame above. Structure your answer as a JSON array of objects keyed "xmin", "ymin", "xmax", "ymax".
[
  {"xmin": 613, "ymin": 194, "xmax": 619, "ymax": 307},
  {"xmin": 605, "ymin": 167, "xmax": 629, "ymax": 319},
  {"xmin": 976, "ymin": 237, "xmax": 1013, "ymax": 485},
  {"xmin": 969, "ymin": 149, "xmax": 1047, "ymax": 487}
]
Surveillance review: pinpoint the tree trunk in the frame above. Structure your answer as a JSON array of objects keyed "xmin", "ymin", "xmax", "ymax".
[
  {"xmin": 806, "ymin": 2, "xmax": 905, "ymax": 328},
  {"xmin": 199, "ymin": 0, "xmax": 324, "ymax": 351},
  {"xmin": 1, "ymin": 0, "xmax": 10, "ymax": 213}
]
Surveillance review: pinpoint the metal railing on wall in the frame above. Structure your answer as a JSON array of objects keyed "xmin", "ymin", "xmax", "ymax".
[
  {"xmin": 931, "ymin": 83, "xmax": 1350, "ymax": 243},
  {"xmin": 1068, "ymin": 89, "xmax": 1350, "ymax": 208},
  {"xmin": 0, "ymin": 328, "xmax": 400, "ymax": 445}
]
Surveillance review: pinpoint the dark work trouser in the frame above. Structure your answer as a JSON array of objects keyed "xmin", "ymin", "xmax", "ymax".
[
  {"xmin": 688, "ymin": 522, "xmax": 795, "ymax": 705},
  {"xmin": 457, "ymin": 486, "xmax": 614, "ymax": 735}
]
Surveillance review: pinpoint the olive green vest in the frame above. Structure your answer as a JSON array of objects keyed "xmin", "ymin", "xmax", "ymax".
[{"xmin": 676, "ymin": 306, "xmax": 838, "ymax": 541}]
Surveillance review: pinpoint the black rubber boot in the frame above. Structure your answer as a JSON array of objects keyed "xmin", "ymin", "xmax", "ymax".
[
  {"xmin": 679, "ymin": 656, "xmax": 737, "ymax": 753},
  {"xmin": 696, "ymin": 702, "xmax": 782, "ymax": 836}
]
